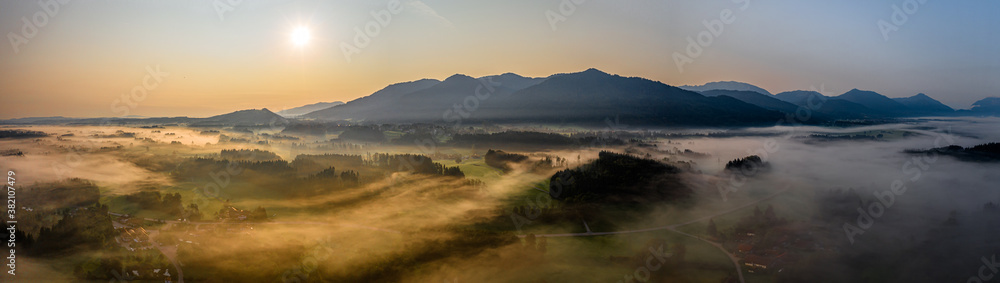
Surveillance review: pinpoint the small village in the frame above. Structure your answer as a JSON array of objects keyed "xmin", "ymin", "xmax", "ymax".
[
  {"xmin": 707, "ymin": 205, "xmax": 833, "ymax": 274},
  {"xmin": 110, "ymin": 204, "xmax": 267, "ymax": 282}
]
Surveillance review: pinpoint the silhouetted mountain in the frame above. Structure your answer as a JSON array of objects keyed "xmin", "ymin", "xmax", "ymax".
[
  {"xmin": 303, "ymin": 69, "xmax": 785, "ymax": 127},
  {"xmin": 392, "ymin": 74, "xmax": 516, "ymax": 121},
  {"xmin": 969, "ymin": 97, "xmax": 1000, "ymax": 115},
  {"xmin": 0, "ymin": 116, "xmax": 75, "ymax": 124},
  {"xmin": 195, "ymin": 108, "xmax": 286, "ymax": 126},
  {"xmin": 893, "ymin": 93, "xmax": 954, "ymax": 116},
  {"xmin": 836, "ymin": 89, "xmax": 911, "ymax": 116},
  {"xmin": 773, "ymin": 91, "xmax": 877, "ymax": 119},
  {"xmin": 700, "ymin": 90, "xmax": 799, "ymax": 114},
  {"xmin": 679, "ymin": 81, "xmax": 772, "ymax": 95},
  {"xmin": 810, "ymin": 100, "xmax": 882, "ymax": 119},
  {"xmin": 721, "ymin": 89, "xmax": 955, "ymax": 118},
  {"xmin": 10, "ymin": 70, "xmax": 992, "ymax": 126},
  {"xmin": 479, "ymin": 73, "xmax": 545, "ymax": 90},
  {"xmin": 774, "ymin": 91, "xmax": 829, "ymax": 106},
  {"xmin": 276, "ymin": 102, "xmax": 344, "ymax": 117},
  {"xmin": 481, "ymin": 69, "xmax": 785, "ymax": 126},
  {"xmin": 303, "ymin": 79, "xmax": 440, "ymax": 120}
]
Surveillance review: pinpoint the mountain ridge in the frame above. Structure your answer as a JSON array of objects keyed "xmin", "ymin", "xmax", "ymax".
[
  {"xmin": 276, "ymin": 101, "xmax": 345, "ymax": 117},
  {"xmin": 4, "ymin": 70, "xmax": 997, "ymax": 125},
  {"xmin": 679, "ymin": 81, "xmax": 773, "ymax": 95},
  {"xmin": 305, "ymin": 68, "xmax": 786, "ymax": 127}
]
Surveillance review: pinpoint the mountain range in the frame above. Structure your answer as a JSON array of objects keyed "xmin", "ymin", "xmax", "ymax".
[
  {"xmin": 303, "ymin": 69, "xmax": 784, "ymax": 127},
  {"xmin": 687, "ymin": 81, "xmax": 975, "ymax": 119},
  {"xmin": 0, "ymin": 108, "xmax": 288, "ymax": 127},
  {"xmin": 276, "ymin": 102, "xmax": 344, "ymax": 117},
  {"xmin": 679, "ymin": 81, "xmax": 773, "ymax": 95},
  {"xmin": 970, "ymin": 97, "xmax": 1000, "ymax": 113},
  {"xmin": 298, "ymin": 69, "xmax": 995, "ymax": 126},
  {"xmin": 3, "ymin": 69, "xmax": 998, "ymax": 127}
]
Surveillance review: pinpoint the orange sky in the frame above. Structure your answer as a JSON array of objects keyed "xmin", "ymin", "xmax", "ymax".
[{"xmin": 1, "ymin": 1, "xmax": 997, "ymax": 119}]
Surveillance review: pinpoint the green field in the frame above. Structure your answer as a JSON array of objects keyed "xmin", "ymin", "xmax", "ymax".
[{"xmin": 435, "ymin": 158, "xmax": 503, "ymax": 182}]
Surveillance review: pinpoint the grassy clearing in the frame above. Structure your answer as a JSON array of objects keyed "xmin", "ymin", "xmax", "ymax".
[{"xmin": 435, "ymin": 158, "xmax": 503, "ymax": 182}]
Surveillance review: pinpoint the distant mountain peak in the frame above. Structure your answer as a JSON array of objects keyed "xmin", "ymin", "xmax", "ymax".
[
  {"xmin": 843, "ymin": 88, "xmax": 876, "ymax": 95},
  {"xmin": 217, "ymin": 108, "xmax": 274, "ymax": 115},
  {"xmin": 202, "ymin": 108, "xmax": 286, "ymax": 126},
  {"xmin": 837, "ymin": 89, "xmax": 914, "ymax": 115},
  {"xmin": 973, "ymin": 97, "xmax": 1000, "ymax": 107},
  {"xmin": 407, "ymin": 78, "xmax": 440, "ymax": 84},
  {"xmin": 498, "ymin": 72, "xmax": 526, "ymax": 78},
  {"xmin": 476, "ymin": 72, "xmax": 545, "ymax": 91},
  {"xmin": 576, "ymin": 68, "xmax": 614, "ymax": 78},
  {"xmin": 893, "ymin": 93, "xmax": 954, "ymax": 114},
  {"xmin": 968, "ymin": 97, "xmax": 1000, "ymax": 114},
  {"xmin": 679, "ymin": 81, "xmax": 772, "ymax": 95},
  {"xmin": 276, "ymin": 101, "xmax": 346, "ymax": 117},
  {"xmin": 840, "ymin": 89, "xmax": 890, "ymax": 99},
  {"xmin": 567, "ymin": 68, "xmax": 612, "ymax": 77},
  {"xmin": 544, "ymin": 68, "xmax": 614, "ymax": 82},
  {"xmin": 445, "ymin": 74, "xmax": 475, "ymax": 81}
]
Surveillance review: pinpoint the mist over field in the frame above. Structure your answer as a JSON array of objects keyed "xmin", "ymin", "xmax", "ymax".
[
  {"xmin": 0, "ymin": 116, "xmax": 996, "ymax": 282},
  {"xmin": 3, "ymin": 1, "xmax": 1000, "ymax": 282}
]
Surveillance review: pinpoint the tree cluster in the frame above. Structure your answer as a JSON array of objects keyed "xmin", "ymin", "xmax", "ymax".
[
  {"xmin": 968, "ymin": 142, "xmax": 1000, "ymax": 154},
  {"xmin": 20, "ymin": 203, "xmax": 115, "ymax": 256},
  {"xmin": 220, "ymin": 148, "xmax": 283, "ymax": 161},
  {"xmin": 123, "ymin": 190, "xmax": 200, "ymax": 219},
  {"xmin": 0, "ymin": 129, "xmax": 47, "ymax": 138},
  {"xmin": 367, "ymin": 153, "xmax": 464, "ymax": 177},
  {"xmin": 724, "ymin": 155, "xmax": 765, "ymax": 172},
  {"xmin": 484, "ymin": 149, "xmax": 528, "ymax": 171},
  {"xmin": 549, "ymin": 151, "xmax": 689, "ymax": 204}
]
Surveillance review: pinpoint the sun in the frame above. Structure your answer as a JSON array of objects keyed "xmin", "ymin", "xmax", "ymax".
[{"xmin": 291, "ymin": 26, "xmax": 311, "ymax": 47}]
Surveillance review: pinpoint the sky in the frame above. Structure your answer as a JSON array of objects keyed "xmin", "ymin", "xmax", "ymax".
[{"xmin": 1, "ymin": 0, "xmax": 998, "ymax": 119}]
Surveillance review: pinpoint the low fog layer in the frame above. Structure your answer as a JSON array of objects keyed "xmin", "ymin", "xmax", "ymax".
[{"xmin": 1, "ymin": 118, "xmax": 998, "ymax": 282}]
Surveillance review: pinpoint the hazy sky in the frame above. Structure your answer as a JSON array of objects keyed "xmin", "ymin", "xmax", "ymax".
[{"xmin": 1, "ymin": 0, "xmax": 998, "ymax": 118}]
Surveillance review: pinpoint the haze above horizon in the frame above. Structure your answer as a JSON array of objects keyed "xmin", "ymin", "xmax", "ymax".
[{"xmin": 1, "ymin": 0, "xmax": 998, "ymax": 119}]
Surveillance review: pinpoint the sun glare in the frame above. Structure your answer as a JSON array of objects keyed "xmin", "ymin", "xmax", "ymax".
[{"xmin": 291, "ymin": 26, "xmax": 311, "ymax": 47}]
